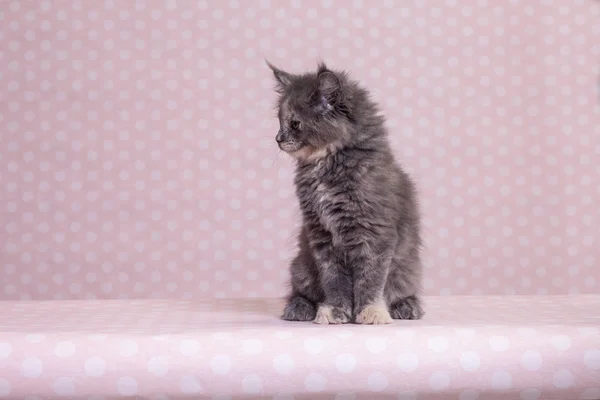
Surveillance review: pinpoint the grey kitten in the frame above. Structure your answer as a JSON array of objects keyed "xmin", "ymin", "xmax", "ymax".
[{"xmin": 268, "ymin": 61, "xmax": 424, "ymax": 324}]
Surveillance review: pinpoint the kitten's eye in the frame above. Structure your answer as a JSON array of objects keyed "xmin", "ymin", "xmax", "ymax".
[{"xmin": 290, "ymin": 120, "xmax": 301, "ymax": 130}]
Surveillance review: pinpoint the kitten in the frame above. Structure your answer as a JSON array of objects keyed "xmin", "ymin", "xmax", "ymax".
[{"xmin": 268, "ymin": 61, "xmax": 424, "ymax": 324}]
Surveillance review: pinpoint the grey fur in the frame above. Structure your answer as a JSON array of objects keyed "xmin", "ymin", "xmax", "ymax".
[{"xmin": 268, "ymin": 61, "xmax": 424, "ymax": 324}]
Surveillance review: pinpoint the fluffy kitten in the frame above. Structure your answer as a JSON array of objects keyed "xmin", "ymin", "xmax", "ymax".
[{"xmin": 268, "ymin": 61, "xmax": 423, "ymax": 324}]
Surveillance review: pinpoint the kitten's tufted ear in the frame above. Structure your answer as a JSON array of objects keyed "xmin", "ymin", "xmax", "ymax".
[
  {"xmin": 317, "ymin": 63, "xmax": 342, "ymax": 105},
  {"xmin": 266, "ymin": 60, "xmax": 293, "ymax": 93}
]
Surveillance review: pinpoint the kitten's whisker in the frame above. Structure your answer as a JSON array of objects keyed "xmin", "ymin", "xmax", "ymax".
[
  {"xmin": 274, "ymin": 150, "xmax": 286, "ymax": 168},
  {"xmin": 268, "ymin": 150, "xmax": 285, "ymax": 169},
  {"xmin": 261, "ymin": 148, "xmax": 286, "ymax": 170},
  {"xmin": 259, "ymin": 138, "xmax": 275, "ymax": 144},
  {"xmin": 258, "ymin": 147, "xmax": 281, "ymax": 169}
]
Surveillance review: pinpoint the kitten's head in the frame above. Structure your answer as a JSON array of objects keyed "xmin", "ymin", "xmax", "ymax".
[{"xmin": 267, "ymin": 61, "xmax": 357, "ymax": 162}]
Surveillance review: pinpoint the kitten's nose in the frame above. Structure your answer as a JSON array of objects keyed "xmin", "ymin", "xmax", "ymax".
[{"xmin": 276, "ymin": 130, "xmax": 284, "ymax": 143}]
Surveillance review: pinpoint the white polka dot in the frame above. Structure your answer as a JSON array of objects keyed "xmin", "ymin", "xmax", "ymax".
[
  {"xmin": 398, "ymin": 352, "xmax": 419, "ymax": 372},
  {"xmin": 552, "ymin": 369, "xmax": 573, "ymax": 388},
  {"xmin": 491, "ymin": 371, "xmax": 512, "ymax": 390},
  {"xmin": 242, "ymin": 374, "xmax": 263, "ymax": 394},
  {"xmin": 551, "ymin": 335, "xmax": 571, "ymax": 351},
  {"xmin": 336, "ymin": 353, "xmax": 356, "ymax": 373},
  {"xmin": 429, "ymin": 371, "xmax": 450, "ymax": 391},
  {"xmin": 521, "ymin": 350, "xmax": 543, "ymax": 371},
  {"xmin": 584, "ymin": 349, "xmax": 600, "ymax": 369},
  {"xmin": 25, "ymin": 335, "xmax": 45, "ymax": 343},
  {"xmin": 85, "ymin": 357, "xmax": 106, "ymax": 377},
  {"xmin": 148, "ymin": 356, "xmax": 169, "ymax": 377},
  {"xmin": 118, "ymin": 340, "xmax": 138, "ymax": 357},
  {"xmin": 366, "ymin": 337, "xmax": 388, "ymax": 353},
  {"xmin": 428, "ymin": 336, "xmax": 449, "ymax": 352},
  {"xmin": 117, "ymin": 377, "xmax": 138, "ymax": 395},
  {"xmin": 304, "ymin": 337, "xmax": 324, "ymax": 354},
  {"xmin": 210, "ymin": 355, "xmax": 232, "ymax": 375},
  {"xmin": 0, "ymin": 379, "xmax": 11, "ymax": 396},
  {"xmin": 180, "ymin": 375, "xmax": 202, "ymax": 394},
  {"xmin": 0, "ymin": 343, "xmax": 13, "ymax": 359},
  {"xmin": 21, "ymin": 357, "xmax": 43, "ymax": 378},
  {"xmin": 367, "ymin": 371, "xmax": 388, "ymax": 391},
  {"xmin": 179, "ymin": 339, "xmax": 200, "ymax": 356},
  {"xmin": 273, "ymin": 354, "xmax": 295, "ymax": 374},
  {"xmin": 52, "ymin": 377, "xmax": 75, "ymax": 395},
  {"xmin": 54, "ymin": 341, "xmax": 76, "ymax": 357},
  {"xmin": 489, "ymin": 336, "xmax": 510, "ymax": 352},
  {"xmin": 520, "ymin": 388, "xmax": 541, "ymax": 400},
  {"xmin": 242, "ymin": 339, "xmax": 263, "ymax": 354},
  {"xmin": 459, "ymin": 351, "xmax": 480, "ymax": 372},
  {"xmin": 305, "ymin": 372, "xmax": 326, "ymax": 392}
]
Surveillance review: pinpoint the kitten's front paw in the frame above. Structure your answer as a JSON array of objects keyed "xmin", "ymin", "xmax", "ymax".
[
  {"xmin": 390, "ymin": 295, "xmax": 424, "ymax": 320},
  {"xmin": 355, "ymin": 304, "xmax": 393, "ymax": 325},
  {"xmin": 282, "ymin": 296, "xmax": 316, "ymax": 321},
  {"xmin": 313, "ymin": 304, "xmax": 351, "ymax": 325}
]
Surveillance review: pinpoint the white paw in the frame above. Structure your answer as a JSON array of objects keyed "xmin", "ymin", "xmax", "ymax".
[
  {"xmin": 355, "ymin": 304, "xmax": 393, "ymax": 325},
  {"xmin": 313, "ymin": 305, "xmax": 349, "ymax": 325}
]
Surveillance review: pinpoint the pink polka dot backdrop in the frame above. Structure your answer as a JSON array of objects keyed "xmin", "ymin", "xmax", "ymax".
[
  {"xmin": 2, "ymin": 2, "xmax": 600, "ymax": 399},
  {"xmin": 1, "ymin": 0, "xmax": 600, "ymax": 301}
]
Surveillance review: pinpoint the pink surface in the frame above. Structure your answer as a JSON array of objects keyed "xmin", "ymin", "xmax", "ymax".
[
  {"xmin": 1, "ymin": 296, "xmax": 599, "ymax": 399},
  {"xmin": 1, "ymin": 0, "xmax": 599, "ymax": 300}
]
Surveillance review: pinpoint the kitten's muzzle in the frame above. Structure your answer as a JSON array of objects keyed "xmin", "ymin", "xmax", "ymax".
[
  {"xmin": 275, "ymin": 130, "xmax": 285, "ymax": 144},
  {"xmin": 276, "ymin": 130, "xmax": 302, "ymax": 153}
]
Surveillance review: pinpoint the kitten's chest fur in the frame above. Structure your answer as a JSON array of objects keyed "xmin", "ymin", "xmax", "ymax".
[{"xmin": 293, "ymin": 158, "xmax": 362, "ymax": 240}]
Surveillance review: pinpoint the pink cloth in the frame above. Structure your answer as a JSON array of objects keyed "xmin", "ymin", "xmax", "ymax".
[{"xmin": 1, "ymin": 296, "xmax": 599, "ymax": 399}]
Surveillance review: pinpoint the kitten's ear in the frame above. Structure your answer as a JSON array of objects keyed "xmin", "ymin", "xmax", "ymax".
[
  {"xmin": 266, "ymin": 60, "xmax": 293, "ymax": 93},
  {"xmin": 317, "ymin": 65, "xmax": 342, "ymax": 105}
]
